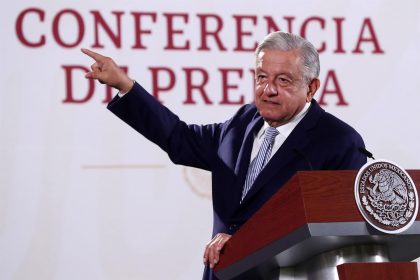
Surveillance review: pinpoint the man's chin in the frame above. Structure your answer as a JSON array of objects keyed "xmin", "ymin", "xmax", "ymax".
[
  {"xmin": 261, "ymin": 113, "xmax": 290, "ymax": 127},
  {"xmin": 261, "ymin": 112, "xmax": 280, "ymax": 121}
]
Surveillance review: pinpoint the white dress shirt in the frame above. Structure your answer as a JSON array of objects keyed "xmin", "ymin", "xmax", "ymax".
[{"xmin": 249, "ymin": 102, "xmax": 311, "ymax": 163}]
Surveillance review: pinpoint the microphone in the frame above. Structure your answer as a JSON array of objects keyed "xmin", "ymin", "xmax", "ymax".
[
  {"xmin": 293, "ymin": 148, "xmax": 314, "ymax": 170},
  {"xmin": 358, "ymin": 147, "xmax": 375, "ymax": 160}
]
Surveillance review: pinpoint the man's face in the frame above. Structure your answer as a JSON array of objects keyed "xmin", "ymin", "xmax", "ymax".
[{"xmin": 254, "ymin": 49, "xmax": 315, "ymax": 127}]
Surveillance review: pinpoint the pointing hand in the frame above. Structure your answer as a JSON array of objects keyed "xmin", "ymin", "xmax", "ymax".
[{"xmin": 81, "ymin": 48, "xmax": 134, "ymax": 93}]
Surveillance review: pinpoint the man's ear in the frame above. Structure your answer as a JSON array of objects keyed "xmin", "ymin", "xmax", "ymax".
[{"xmin": 306, "ymin": 78, "xmax": 320, "ymax": 102}]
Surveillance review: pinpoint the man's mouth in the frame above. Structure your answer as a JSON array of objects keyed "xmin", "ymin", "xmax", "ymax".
[{"xmin": 263, "ymin": 99, "xmax": 280, "ymax": 105}]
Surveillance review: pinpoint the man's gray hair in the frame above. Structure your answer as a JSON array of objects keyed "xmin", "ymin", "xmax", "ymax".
[{"xmin": 255, "ymin": 31, "xmax": 320, "ymax": 84}]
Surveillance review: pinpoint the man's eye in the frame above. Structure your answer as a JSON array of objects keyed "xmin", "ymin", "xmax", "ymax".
[
  {"xmin": 257, "ymin": 75, "xmax": 267, "ymax": 81},
  {"xmin": 277, "ymin": 77, "xmax": 291, "ymax": 85}
]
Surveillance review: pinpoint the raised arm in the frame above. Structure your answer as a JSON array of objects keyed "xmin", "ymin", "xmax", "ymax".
[{"xmin": 81, "ymin": 48, "xmax": 226, "ymax": 171}]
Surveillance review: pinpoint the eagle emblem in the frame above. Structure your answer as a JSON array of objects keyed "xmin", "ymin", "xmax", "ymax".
[{"xmin": 355, "ymin": 160, "xmax": 418, "ymax": 234}]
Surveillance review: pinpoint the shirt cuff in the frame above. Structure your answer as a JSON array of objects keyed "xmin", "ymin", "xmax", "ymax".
[
  {"xmin": 117, "ymin": 80, "xmax": 135, "ymax": 97},
  {"xmin": 117, "ymin": 91, "xmax": 127, "ymax": 98}
]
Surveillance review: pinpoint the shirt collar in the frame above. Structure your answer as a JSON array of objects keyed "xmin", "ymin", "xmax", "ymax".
[{"xmin": 258, "ymin": 101, "xmax": 311, "ymax": 139}]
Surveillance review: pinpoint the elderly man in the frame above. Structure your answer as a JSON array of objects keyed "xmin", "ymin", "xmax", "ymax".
[{"xmin": 82, "ymin": 31, "xmax": 366, "ymax": 280}]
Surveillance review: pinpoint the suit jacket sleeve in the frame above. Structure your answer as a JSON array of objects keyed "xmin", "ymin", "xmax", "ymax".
[{"xmin": 107, "ymin": 82, "xmax": 228, "ymax": 171}]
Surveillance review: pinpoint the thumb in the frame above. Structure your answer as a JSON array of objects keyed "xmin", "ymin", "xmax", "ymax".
[{"xmin": 85, "ymin": 70, "xmax": 103, "ymax": 80}]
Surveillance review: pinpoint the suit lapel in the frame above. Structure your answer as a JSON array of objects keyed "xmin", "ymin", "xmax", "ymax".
[
  {"xmin": 232, "ymin": 115, "xmax": 264, "ymax": 203},
  {"xmin": 240, "ymin": 100, "xmax": 325, "ymax": 205}
]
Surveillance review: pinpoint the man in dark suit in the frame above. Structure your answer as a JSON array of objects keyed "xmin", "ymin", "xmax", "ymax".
[{"xmin": 82, "ymin": 31, "xmax": 366, "ymax": 280}]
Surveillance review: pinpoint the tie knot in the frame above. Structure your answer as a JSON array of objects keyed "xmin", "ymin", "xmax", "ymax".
[{"xmin": 264, "ymin": 127, "xmax": 279, "ymax": 142}]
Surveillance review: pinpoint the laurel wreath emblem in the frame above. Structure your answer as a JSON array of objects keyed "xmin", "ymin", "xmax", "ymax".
[{"xmin": 361, "ymin": 169, "xmax": 415, "ymax": 227}]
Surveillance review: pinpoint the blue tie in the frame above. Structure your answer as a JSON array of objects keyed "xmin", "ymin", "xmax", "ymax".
[{"xmin": 241, "ymin": 127, "xmax": 279, "ymax": 202}]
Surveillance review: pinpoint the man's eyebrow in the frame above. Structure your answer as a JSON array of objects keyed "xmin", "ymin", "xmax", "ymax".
[{"xmin": 277, "ymin": 72, "xmax": 294, "ymax": 77}]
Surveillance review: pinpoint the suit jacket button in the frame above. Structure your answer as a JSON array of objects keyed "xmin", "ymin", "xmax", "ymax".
[{"xmin": 229, "ymin": 224, "xmax": 237, "ymax": 231}]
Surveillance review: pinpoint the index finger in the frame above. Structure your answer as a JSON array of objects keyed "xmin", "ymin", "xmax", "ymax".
[{"xmin": 81, "ymin": 48, "xmax": 105, "ymax": 62}]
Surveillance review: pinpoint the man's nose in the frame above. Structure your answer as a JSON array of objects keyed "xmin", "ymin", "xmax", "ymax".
[{"xmin": 263, "ymin": 81, "xmax": 278, "ymax": 96}]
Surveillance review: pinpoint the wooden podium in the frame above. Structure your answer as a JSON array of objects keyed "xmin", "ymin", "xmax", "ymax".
[{"xmin": 214, "ymin": 170, "xmax": 420, "ymax": 280}]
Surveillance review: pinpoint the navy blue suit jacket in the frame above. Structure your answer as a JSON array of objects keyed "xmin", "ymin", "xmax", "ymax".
[{"xmin": 108, "ymin": 82, "xmax": 367, "ymax": 279}]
